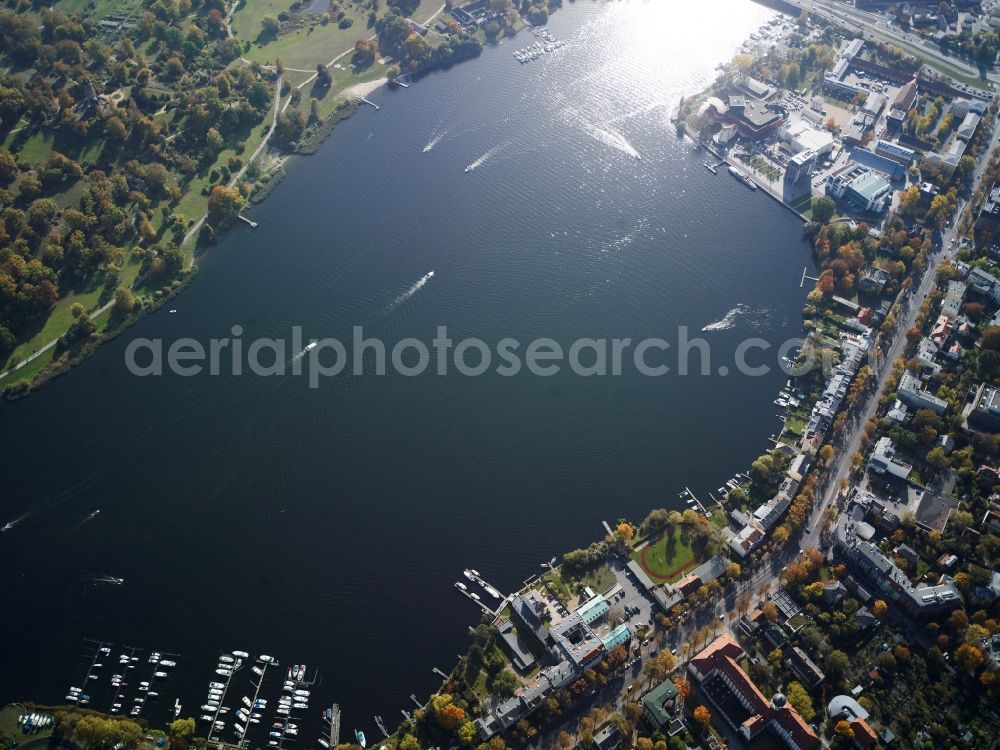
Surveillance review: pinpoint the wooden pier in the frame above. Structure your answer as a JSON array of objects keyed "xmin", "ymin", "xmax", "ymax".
[
  {"xmin": 358, "ymin": 97, "xmax": 380, "ymax": 110},
  {"xmin": 684, "ymin": 486, "xmax": 709, "ymax": 515},
  {"xmin": 238, "ymin": 215, "xmax": 258, "ymax": 228},
  {"xmin": 455, "ymin": 584, "xmax": 492, "ymax": 614},
  {"xmin": 235, "ymin": 657, "xmax": 273, "ymax": 749},
  {"xmin": 799, "ymin": 266, "xmax": 818, "ymax": 288},
  {"xmin": 409, "ymin": 694, "xmax": 422, "ymax": 709},
  {"xmin": 328, "ymin": 704, "xmax": 342, "ymax": 747}
]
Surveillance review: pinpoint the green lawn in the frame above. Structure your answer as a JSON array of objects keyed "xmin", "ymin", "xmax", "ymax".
[
  {"xmin": 55, "ymin": 0, "xmax": 145, "ymax": 18},
  {"xmin": 562, "ymin": 562, "xmax": 616, "ymax": 595},
  {"xmin": 2, "ymin": 126, "xmax": 106, "ymax": 167},
  {"xmin": 236, "ymin": 4, "xmax": 373, "ymax": 70},
  {"xmin": 631, "ymin": 530, "xmax": 703, "ymax": 585}
]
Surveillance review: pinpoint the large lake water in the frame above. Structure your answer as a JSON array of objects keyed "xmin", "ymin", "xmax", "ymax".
[{"xmin": 0, "ymin": 0, "xmax": 812, "ymax": 739}]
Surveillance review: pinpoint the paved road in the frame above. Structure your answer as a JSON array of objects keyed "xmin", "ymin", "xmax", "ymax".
[
  {"xmin": 787, "ymin": 0, "xmax": 996, "ymax": 86},
  {"xmin": 802, "ymin": 108, "xmax": 1000, "ymax": 554}
]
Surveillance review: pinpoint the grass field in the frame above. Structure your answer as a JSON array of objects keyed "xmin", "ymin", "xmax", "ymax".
[
  {"xmin": 236, "ymin": 3, "xmax": 373, "ymax": 70},
  {"xmin": 2, "ymin": 126, "xmax": 106, "ymax": 168},
  {"xmin": 632, "ymin": 530, "xmax": 703, "ymax": 584},
  {"xmin": 562, "ymin": 562, "xmax": 616, "ymax": 595},
  {"xmin": 55, "ymin": 0, "xmax": 145, "ymax": 17}
]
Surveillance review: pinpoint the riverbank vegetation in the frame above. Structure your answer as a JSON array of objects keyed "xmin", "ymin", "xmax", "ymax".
[
  {"xmin": 0, "ymin": 0, "xmax": 278, "ymax": 390},
  {"xmin": 0, "ymin": 0, "xmax": 504, "ymax": 396}
]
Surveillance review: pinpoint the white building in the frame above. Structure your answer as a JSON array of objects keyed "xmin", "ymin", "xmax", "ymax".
[{"xmin": 780, "ymin": 119, "xmax": 835, "ymax": 157}]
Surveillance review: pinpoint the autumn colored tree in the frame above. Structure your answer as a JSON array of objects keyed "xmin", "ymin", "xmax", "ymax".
[
  {"xmin": 834, "ymin": 720, "xmax": 853, "ymax": 738},
  {"xmin": 762, "ymin": 602, "xmax": 778, "ymax": 623},
  {"xmin": 785, "ymin": 681, "xmax": 815, "ymax": 722},
  {"xmin": 692, "ymin": 705, "xmax": 712, "ymax": 731},
  {"xmin": 206, "ymin": 184, "xmax": 244, "ymax": 229},
  {"xmin": 872, "ymin": 600, "xmax": 887, "ymax": 617},
  {"xmin": 955, "ymin": 643, "xmax": 985, "ymax": 674},
  {"xmin": 616, "ymin": 522, "xmax": 635, "ymax": 542}
]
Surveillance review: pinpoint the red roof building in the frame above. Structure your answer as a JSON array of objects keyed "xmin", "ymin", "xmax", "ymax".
[
  {"xmin": 674, "ymin": 573, "xmax": 703, "ymax": 598},
  {"xmin": 688, "ymin": 635, "xmax": 819, "ymax": 750}
]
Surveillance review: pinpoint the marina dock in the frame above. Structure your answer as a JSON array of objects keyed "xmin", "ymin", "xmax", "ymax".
[
  {"xmin": 455, "ymin": 584, "xmax": 492, "ymax": 614},
  {"xmin": 684, "ymin": 486, "xmax": 709, "ymax": 515},
  {"xmin": 327, "ymin": 704, "xmax": 342, "ymax": 747},
  {"xmin": 234, "ymin": 656, "xmax": 272, "ymax": 749}
]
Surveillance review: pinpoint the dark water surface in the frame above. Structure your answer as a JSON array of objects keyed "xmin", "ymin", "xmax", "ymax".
[{"xmin": 1, "ymin": 0, "xmax": 811, "ymax": 738}]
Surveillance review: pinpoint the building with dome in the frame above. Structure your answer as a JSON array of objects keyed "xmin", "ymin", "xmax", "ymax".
[{"xmin": 688, "ymin": 635, "xmax": 819, "ymax": 750}]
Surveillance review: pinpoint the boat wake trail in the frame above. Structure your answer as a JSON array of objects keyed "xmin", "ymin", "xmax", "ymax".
[
  {"xmin": 464, "ymin": 143, "xmax": 506, "ymax": 173},
  {"xmin": 583, "ymin": 122, "xmax": 641, "ymax": 160},
  {"xmin": 1, "ymin": 512, "xmax": 30, "ymax": 533},
  {"xmin": 68, "ymin": 509, "xmax": 101, "ymax": 533},
  {"xmin": 384, "ymin": 271, "xmax": 435, "ymax": 314},
  {"xmin": 702, "ymin": 305, "xmax": 778, "ymax": 332},
  {"xmin": 423, "ymin": 131, "xmax": 447, "ymax": 153},
  {"xmin": 87, "ymin": 573, "xmax": 124, "ymax": 586}
]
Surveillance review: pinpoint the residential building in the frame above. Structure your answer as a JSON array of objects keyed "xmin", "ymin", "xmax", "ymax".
[
  {"xmin": 890, "ymin": 77, "xmax": 918, "ymax": 112},
  {"xmin": 688, "ymin": 635, "xmax": 819, "ymax": 750},
  {"xmin": 981, "ymin": 185, "xmax": 1000, "ymax": 227},
  {"xmin": 497, "ymin": 619, "xmax": 537, "ymax": 671},
  {"xmin": 868, "ymin": 437, "xmax": 911, "ymax": 479},
  {"xmin": 592, "ymin": 725, "xmax": 622, "ymax": 750},
  {"xmin": 968, "ymin": 266, "xmax": 1000, "ymax": 305},
  {"xmin": 874, "ymin": 139, "xmax": 915, "ymax": 165},
  {"xmin": 897, "ymin": 370, "xmax": 948, "ymax": 414},
  {"xmin": 640, "ymin": 679, "xmax": 682, "ymax": 733},
  {"xmin": 858, "ymin": 267, "xmax": 889, "ymax": 293},
  {"xmin": 785, "ymin": 646, "xmax": 825, "ymax": 689},
  {"xmin": 969, "ymin": 385, "xmax": 1000, "ymax": 431},
  {"xmin": 835, "ymin": 513, "xmax": 962, "ymax": 618},
  {"xmin": 956, "ymin": 111, "xmax": 982, "ymax": 141}
]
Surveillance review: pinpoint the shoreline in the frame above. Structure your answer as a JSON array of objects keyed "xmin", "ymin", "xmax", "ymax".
[{"xmin": 0, "ymin": 0, "xmax": 484, "ymax": 398}]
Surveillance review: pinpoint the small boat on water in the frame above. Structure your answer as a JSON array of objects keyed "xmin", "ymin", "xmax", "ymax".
[
  {"xmin": 463, "ymin": 570, "xmax": 475, "ymax": 581},
  {"xmin": 233, "ymin": 650, "xmax": 249, "ymax": 658},
  {"xmin": 454, "ymin": 582, "xmax": 467, "ymax": 591},
  {"xmin": 259, "ymin": 654, "xmax": 275, "ymax": 663},
  {"xmin": 469, "ymin": 569, "xmax": 480, "ymax": 577},
  {"xmin": 219, "ymin": 655, "xmax": 234, "ymax": 664},
  {"xmin": 356, "ymin": 730, "xmax": 367, "ymax": 748}
]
